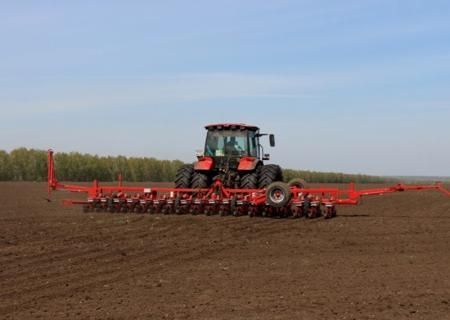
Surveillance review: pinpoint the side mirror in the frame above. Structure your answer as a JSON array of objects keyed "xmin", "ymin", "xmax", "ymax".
[
  {"xmin": 269, "ymin": 134, "xmax": 275, "ymax": 147},
  {"xmin": 263, "ymin": 153, "xmax": 271, "ymax": 161},
  {"xmin": 196, "ymin": 149, "xmax": 204, "ymax": 158}
]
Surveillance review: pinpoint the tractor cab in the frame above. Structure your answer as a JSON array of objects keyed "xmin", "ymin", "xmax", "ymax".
[
  {"xmin": 204, "ymin": 124, "xmax": 260, "ymax": 159},
  {"xmin": 198, "ymin": 123, "xmax": 275, "ymax": 171}
]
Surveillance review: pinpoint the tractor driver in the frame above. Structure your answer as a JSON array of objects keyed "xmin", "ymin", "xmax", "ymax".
[{"xmin": 225, "ymin": 137, "xmax": 242, "ymax": 155}]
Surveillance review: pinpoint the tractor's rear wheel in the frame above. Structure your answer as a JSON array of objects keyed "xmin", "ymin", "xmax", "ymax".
[
  {"xmin": 191, "ymin": 172, "xmax": 209, "ymax": 189},
  {"xmin": 258, "ymin": 164, "xmax": 283, "ymax": 189},
  {"xmin": 175, "ymin": 165, "xmax": 194, "ymax": 189},
  {"xmin": 240, "ymin": 172, "xmax": 258, "ymax": 189}
]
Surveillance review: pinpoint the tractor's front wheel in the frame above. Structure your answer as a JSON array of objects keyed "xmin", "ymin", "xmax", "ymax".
[{"xmin": 266, "ymin": 182, "xmax": 292, "ymax": 208}]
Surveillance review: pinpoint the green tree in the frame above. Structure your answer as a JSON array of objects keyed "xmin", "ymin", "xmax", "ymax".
[{"xmin": 0, "ymin": 150, "xmax": 13, "ymax": 180}]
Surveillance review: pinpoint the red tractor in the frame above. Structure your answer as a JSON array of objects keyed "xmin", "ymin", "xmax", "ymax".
[{"xmin": 175, "ymin": 123, "xmax": 283, "ymax": 189}]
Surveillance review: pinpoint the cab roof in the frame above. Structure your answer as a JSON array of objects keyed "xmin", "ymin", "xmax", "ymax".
[{"xmin": 205, "ymin": 123, "xmax": 259, "ymax": 131}]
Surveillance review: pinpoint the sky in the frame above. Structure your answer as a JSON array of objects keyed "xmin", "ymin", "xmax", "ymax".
[{"xmin": 0, "ymin": 0, "xmax": 449, "ymax": 176}]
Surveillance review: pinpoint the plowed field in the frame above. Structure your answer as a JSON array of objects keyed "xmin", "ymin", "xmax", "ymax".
[{"xmin": 1, "ymin": 182, "xmax": 449, "ymax": 319}]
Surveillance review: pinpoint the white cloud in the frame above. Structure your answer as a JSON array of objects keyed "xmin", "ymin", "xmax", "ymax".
[
  {"xmin": 1, "ymin": 73, "xmax": 317, "ymax": 116},
  {"xmin": 2, "ymin": 50, "xmax": 450, "ymax": 118}
]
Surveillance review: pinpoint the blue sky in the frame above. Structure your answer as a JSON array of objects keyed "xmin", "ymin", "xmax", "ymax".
[{"xmin": 1, "ymin": 0, "xmax": 449, "ymax": 176}]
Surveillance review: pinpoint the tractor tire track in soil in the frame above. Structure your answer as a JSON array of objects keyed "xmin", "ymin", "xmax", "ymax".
[
  {"xmin": 1, "ymin": 216, "xmax": 287, "ymax": 315},
  {"xmin": 0, "ymin": 216, "xmax": 256, "ymax": 290}
]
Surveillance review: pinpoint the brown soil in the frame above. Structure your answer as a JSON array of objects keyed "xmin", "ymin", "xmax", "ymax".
[{"xmin": 1, "ymin": 182, "xmax": 449, "ymax": 320}]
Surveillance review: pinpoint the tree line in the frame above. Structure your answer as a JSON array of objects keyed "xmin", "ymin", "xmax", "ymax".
[
  {"xmin": 283, "ymin": 169, "xmax": 394, "ymax": 184},
  {"xmin": 0, "ymin": 148, "xmax": 184, "ymax": 182},
  {"xmin": 0, "ymin": 148, "xmax": 394, "ymax": 183}
]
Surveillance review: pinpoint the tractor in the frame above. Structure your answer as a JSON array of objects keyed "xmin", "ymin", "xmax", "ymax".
[{"xmin": 175, "ymin": 123, "xmax": 283, "ymax": 189}]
